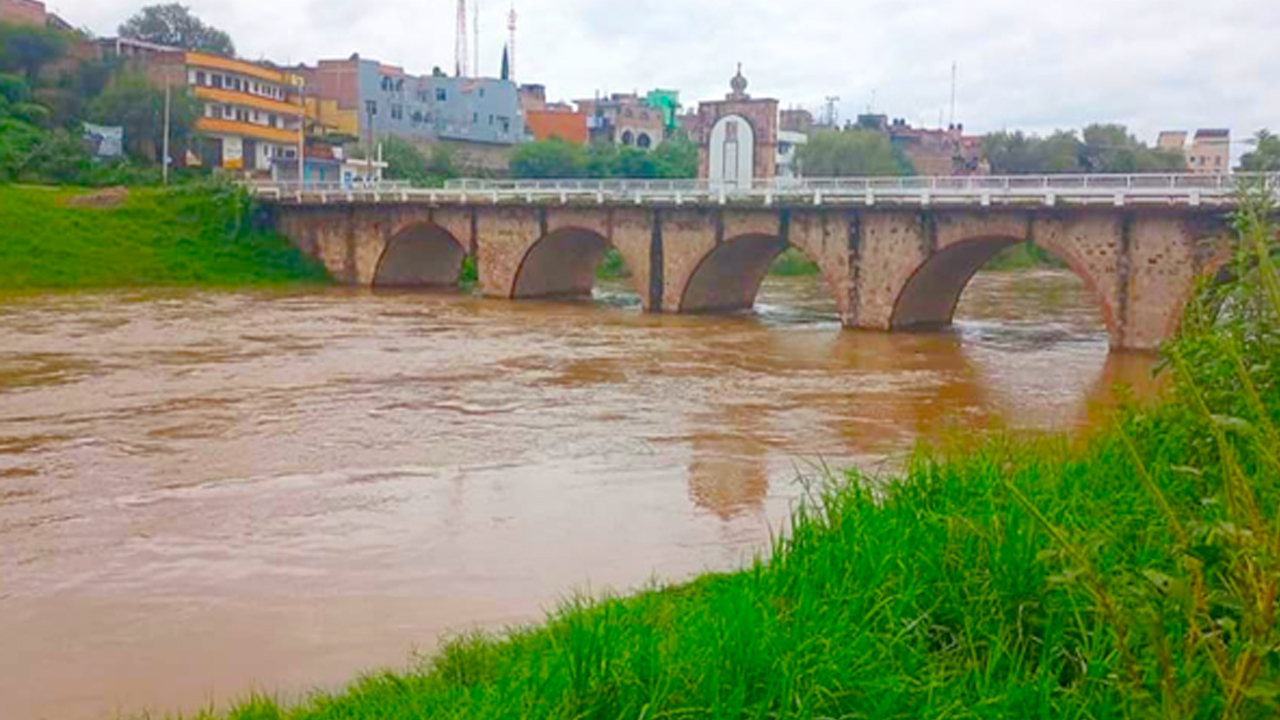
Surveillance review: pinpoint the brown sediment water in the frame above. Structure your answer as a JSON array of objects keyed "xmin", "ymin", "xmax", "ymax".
[{"xmin": 0, "ymin": 271, "xmax": 1157, "ymax": 720}]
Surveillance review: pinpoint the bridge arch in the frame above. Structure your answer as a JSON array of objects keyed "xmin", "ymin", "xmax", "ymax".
[
  {"xmin": 679, "ymin": 234, "xmax": 843, "ymax": 315},
  {"xmin": 373, "ymin": 222, "xmax": 469, "ymax": 288},
  {"xmin": 889, "ymin": 234, "xmax": 1118, "ymax": 340},
  {"xmin": 511, "ymin": 226, "xmax": 645, "ymax": 300}
]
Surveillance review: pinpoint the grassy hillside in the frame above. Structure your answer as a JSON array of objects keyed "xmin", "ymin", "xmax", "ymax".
[
  {"xmin": 182, "ymin": 191, "xmax": 1280, "ymax": 719},
  {"xmin": 0, "ymin": 184, "xmax": 328, "ymax": 290}
]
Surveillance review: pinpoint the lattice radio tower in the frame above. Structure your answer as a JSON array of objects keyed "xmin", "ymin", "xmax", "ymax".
[
  {"xmin": 507, "ymin": 2, "xmax": 517, "ymax": 82},
  {"xmin": 455, "ymin": 0, "xmax": 469, "ymax": 77}
]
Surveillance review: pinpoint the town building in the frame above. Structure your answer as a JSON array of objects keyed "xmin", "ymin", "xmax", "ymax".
[
  {"xmin": 1188, "ymin": 129, "xmax": 1231, "ymax": 174},
  {"xmin": 1157, "ymin": 131, "xmax": 1188, "ymax": 153},
  {"xmin": 0, "ymin": 0, "xmax": 46, "ymax": 26},
  {"xmin": 1156, "ymin": 129, "xmax": 1232, "ymax": 174},
  {"xmin": 526, "ymin": 107, "xmax": 589, "ymax": 144},
  {"xmin": 518, "ymin": 83, "xmax": 547, "ymax": 113},
  {"xmin": 301, "ymin": 55, "xmax": 524, "ymax": 171},
  {"xmin": 644, "ymin": 89, "xmax": 682, "ymax": 135},
  {"xmin": 780, "ymin": 108, "xmax": 815, "ymax": 134},
  {"xmin": 576, "ymin": 93, "xmax": 667, "ymax": 150},
  {"xmin": 776, "ymin": 130, "xmax": 807, "ymax": 179},
  {"xmin": 143, "ymin": 50, "xmax": 307, "ymax": 173},
  {"xmin": 693, "ymin": 66, "xmax": 779, "ymax": 186}
]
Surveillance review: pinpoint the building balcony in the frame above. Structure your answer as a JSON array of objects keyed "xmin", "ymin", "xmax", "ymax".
[
  {"xmin": 185, "ymin": 51, "xmax": 295, "ymax": 86},
  {"xmin": 194, "ymin": 86, "xmax": 303, "ymax": 117},
  {"xmin": 196, "ymin": 117, "xmax": 301, "ymax": 145}
]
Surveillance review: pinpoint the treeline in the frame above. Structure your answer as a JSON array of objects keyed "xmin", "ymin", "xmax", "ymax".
[
  {"xmin": 983, "ymin": 124, "xmax": 1185, "ymax": 174},
  {"xmin": 508, "ymin": 136, "xmax": 698, "ymax": 180}
]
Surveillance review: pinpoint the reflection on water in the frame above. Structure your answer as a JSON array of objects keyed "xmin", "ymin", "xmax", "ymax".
[{"xmin": 0, "ymin": 271, "xmax": 1157, "ymax": 720}]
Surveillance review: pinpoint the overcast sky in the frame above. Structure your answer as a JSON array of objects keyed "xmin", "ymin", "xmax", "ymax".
[{"xmin": 50, "ymin": 0, "xmax": 1277, "ymax": 147}]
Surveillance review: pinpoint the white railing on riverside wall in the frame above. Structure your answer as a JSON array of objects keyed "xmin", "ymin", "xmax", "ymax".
[{"xmin": 249, "ymin": 173, "xmax": 1279, "ymax": 209}]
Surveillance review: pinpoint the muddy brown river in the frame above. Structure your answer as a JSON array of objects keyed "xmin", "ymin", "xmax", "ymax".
[{"xmin": 0, "ymin": 272, "xmax": 1157, "ymax": 720}]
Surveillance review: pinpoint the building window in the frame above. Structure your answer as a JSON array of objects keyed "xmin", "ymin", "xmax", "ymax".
[
  {"xmin": 637, "ymin": 133, "xmax": 652, "ymax": 149},
  {"xmin": 268, "ymin": 113, "xmax": 277, "ymax": 128},
  {"xmin": 621, "ymin": 130, "xmax": 635, "ymax": 146},
  {"xmin": 391, "ymin": 104, "xmax": 404, "ymax": 120},
  {"xmin": 436, "ymin": 88, "xmax": 447, "ymax": 102},
  {"xmin": 212, "ymin": 74, "xmax": 223, "ymax": 89},
  {"xmin": 479, "ymin": 88, "xmax": 485, "ymax": 98},
  {"xmin": 488, "ymin": 114, "xmax": 494, "ymax": 125},
  {"xmin": 196, "ymin": 71, "xmax": 206, "ymax": 85},
  {"xmin": 500, "ymin": 117, "xmax": 510, "ymax": 133}
]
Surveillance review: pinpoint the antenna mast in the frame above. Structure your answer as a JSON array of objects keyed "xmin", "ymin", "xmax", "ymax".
[
  {"xmin": 474, "ymin": 0, "xmax": 481, "ymax": 78},
  {"xmin": 455, "ymin": 0, "xmax": 469, "ymax": 77},
  {"xmin": 949, "ymin": 61, "xmax": 958, "ymax": 128},
  {"xmin": 507, "ymin": 2, "xmax": 517, "ymax": 82}
]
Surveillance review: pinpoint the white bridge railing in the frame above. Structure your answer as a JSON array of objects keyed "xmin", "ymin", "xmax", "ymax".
[{"xmin": 250, "ymin": 173, "xmax": 1279, "ymax": 209}]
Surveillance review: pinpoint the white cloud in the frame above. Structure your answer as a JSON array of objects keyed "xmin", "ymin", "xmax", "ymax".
[{"xmin": 51, "ymin": 0, "xmax": 1279, "ymax": 146}]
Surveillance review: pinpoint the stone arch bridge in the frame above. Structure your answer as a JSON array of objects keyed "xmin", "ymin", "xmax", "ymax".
[{"xmin": 262, "ymin": 175, "xmax": 1258, "ymax": 352}]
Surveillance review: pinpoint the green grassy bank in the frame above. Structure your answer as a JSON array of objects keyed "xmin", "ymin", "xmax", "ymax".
[
  {"xmin": 0, "ymin": 184, "xmax": 328, "ymax": 290},
  {"xmin": 181, "ymin": 192, "xmax": 1280, "ymax": 719}
]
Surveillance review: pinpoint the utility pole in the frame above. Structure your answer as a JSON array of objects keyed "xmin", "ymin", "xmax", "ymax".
[
  {"xmin": 364, "ymin": 100, "xmax": 377, "ymax": 182},
  {"xmin": 162, "ymin": 71, "xmax": 172, "ymax": 185},
  {"xmin": 474, "ymin": 0, "xmax": 481, "ymax": 78}
]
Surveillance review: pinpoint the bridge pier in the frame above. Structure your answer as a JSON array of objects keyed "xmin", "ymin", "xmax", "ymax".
[{"xmin": 271, "ymin": 198, "xmax": 1232, "ymax": 353}]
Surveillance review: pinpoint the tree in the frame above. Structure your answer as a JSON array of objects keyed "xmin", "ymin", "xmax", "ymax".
[
  {"xmin": 984, "ymin": 125, "xmax": 1183, "ymax": 175},
  {"xmin": 509, "ymin": 138, "xmax": 588, "ymax": 179},
  {"xmin": 796, "ymin": 129, "xmax": 913, "ymax": 177},
  {"xmin": 0, "ymin": 23, "xmax": 69, "ymax": 84},
  {"xmin": 119, "ymin": 3, "xmax": 235, "ymax": 56},
  {"xmin": 0, "ymin": 116, "xmax": 43, "ymax": 180},
  {"xmin": 89, "ymin": 73, "xmax": 199, "ymax": 163},
  {"xmin": 22, "ymin": 127, "xmax": 92, "ymax": 183},
  {"xmin": 381, "ymin": 136, "xmax": 455, "ymax": 187},
  {"xmin": 1081, "ymin": 124, "xmax": 1184, "ymax": 173},
  {"xmin": 650, "ymin": 135, "xmax": 698, "ymax": 178},
  {"xmin": 1239, "ymin": 130, "xmax": 1280, "ymax": 172}
]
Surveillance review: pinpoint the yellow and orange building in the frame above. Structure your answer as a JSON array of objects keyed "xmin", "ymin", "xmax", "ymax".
[{"xmin": 147, "ymin": 49, "xmax": 306, "ymax": 173}]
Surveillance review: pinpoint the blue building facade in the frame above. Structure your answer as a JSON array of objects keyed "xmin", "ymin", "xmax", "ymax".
[{"xmin": 351, "ymin": 59, "xmax": 525, "ymax": 146}]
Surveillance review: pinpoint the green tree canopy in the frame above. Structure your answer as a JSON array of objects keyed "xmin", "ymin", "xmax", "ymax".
[
  {"xmin": 0, "ymin": 23, "xmax": 69, "ymax": 84},
  {"xmin": 381, "ymin": 136, "xmax": 456, "ymax": 187},
  {"xmin": 119, "ymin": 3, "xmax": 236, "ymax": 56},
  {"xmin": 650, "ymin": 135, "xmax": 698, "ymax": 178},
  {"xmin": 1081, "ymin": 123, "xmax": 1185, "ymax": 173},
  {"xmin": 796, "ymin": 129, "xmax": 914, "ymax": 177},
  {"xmin": 510, "ymin": 137, "xmax": 700, "ymax": 180},
  {"xmin": 89, "ymin": 73, "xmax": 199, "ymax": 163},
  {"xmin": 984, "ymin": 125, "xmax": 1184, "ymax": 175},
  {"xmin": 1239, "ymin": 130, "xmax": 1280, "ymax": 172},
  {"xmin": 510, "ymin": 138, "xmax": 589, "ymax": 179}
]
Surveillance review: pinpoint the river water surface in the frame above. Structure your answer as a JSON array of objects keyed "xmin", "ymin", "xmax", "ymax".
[{"xmin": 0, "ymin": 272, "xmax": 1157, "ymax": 720}]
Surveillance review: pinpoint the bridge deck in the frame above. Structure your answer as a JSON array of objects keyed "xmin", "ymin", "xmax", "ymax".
[{"xmin": 252, "ymin": 173, "xmax": 1277, "ymax": 209}]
